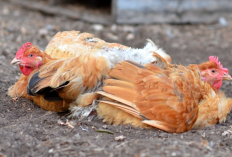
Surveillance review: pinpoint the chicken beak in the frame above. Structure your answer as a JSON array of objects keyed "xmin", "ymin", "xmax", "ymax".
[
  {"xmin": 11, "ymin": 58, "xmax": 22, "ymax": 65},
  {"xmin": 223, "ymin": 73, "xmax": 232, "ymax": 81}
]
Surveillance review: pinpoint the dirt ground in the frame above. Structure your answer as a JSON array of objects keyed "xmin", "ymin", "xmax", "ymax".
[{"xmin": 1, "ymin": 1, "xmax": 232, "ymax": 156}]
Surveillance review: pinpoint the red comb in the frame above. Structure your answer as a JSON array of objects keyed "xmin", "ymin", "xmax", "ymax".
[
  {"xmin": 209, "ymin": 56, "xmax": 228, "ymax": 73},
  {"xmin": 15, "ymin": 42, "xmax": 32, "ymax": 57}
]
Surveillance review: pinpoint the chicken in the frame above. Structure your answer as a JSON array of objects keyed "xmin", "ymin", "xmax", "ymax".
[
  {"xmin": 8, "ymin": 31, "xmax": 171, "ymax": 112},
  {"xmin": 96, "ymin": 54, "xmax": 232, "ymax": 133}
]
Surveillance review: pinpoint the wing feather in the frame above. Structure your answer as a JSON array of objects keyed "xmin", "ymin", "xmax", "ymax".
[
  {"xmin": 98, "ymin": 100, "xmax": 141, "ymax": 119},
  {"xmin": 97, "ymin": 91, "xmax": 136, "ymax": 109},
  {"xmin": 102, "ymin": 86, "xmax": 137, "ymax": 103},
  {"xmin": 27, "ymin": 55, "xmax": 110, "ymax": 101},
  {"xmin": 98, "ymin": 61, "xmax": 202, "ymax": 133}
]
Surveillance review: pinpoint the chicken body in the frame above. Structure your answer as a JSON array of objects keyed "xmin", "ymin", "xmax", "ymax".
[
  {"xmin": 96, "ymin": 55, "xmax": 232, "ymax": 133},
  {"xmin": 8, "ymin": 31, "xmax": 171, "ymax": 112}
]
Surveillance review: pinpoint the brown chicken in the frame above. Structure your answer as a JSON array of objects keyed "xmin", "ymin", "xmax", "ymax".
[
  {"xmin": 96, "ymin": 54, "xmax": 232, "ymax": 133},
  {"xmin": 8, "ymin": 31, "xmax": 171, "ymax": 112}
]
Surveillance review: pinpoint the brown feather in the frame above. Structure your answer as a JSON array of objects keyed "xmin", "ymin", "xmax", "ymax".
[
  {"xmin": 98, "ymin": 100, "xmax": 141, "ymax": 119},
  {"xmin": 8, "ymin": 74, "xmax": 33, "ymax": 100},
  {"xmin": 28, "ymin": 54, "xmax": 111, "ymax": 103},
  {"xmin": 97, "ymin": 91, "xmax": 135, "ymax": 109},
  {"xmin": 103, "ymin": 86, "xmax": 137, "ymax": 103},
  {"xmin": 97, "ymin": 60, "xmax": 231, "ymax": 133},
  {"xmin": 97, "ymin": 98, "xmax": 149, "ymax": 128},
  {"xmin": 10, "ymin": 31, "xmax": 173, "ymax": 113},
  {"xmin": 105, "ymin": 79, "xmax": 135, "ymax": 89}
]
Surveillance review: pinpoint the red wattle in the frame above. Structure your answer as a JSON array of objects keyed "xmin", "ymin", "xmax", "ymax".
[
  {"xmin": 213, "ymin": 80, "xmax": 222, "ymax": 90},
  {"xmin": 21, "ymin": 66, "xmax": 33, "ymax": 76}
]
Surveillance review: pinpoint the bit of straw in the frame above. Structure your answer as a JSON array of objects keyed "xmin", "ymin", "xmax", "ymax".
[{"xmin": 57, "ymin": 119, "xmax": 74, "ymax": 129}]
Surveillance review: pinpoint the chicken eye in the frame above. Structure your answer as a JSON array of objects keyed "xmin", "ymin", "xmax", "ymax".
[
  {"xmin": 211, "ymin": 70, "xmax": 216, "ymax": 73},
  {"xmin": 28, "ymin": 54, "xmax": 33, "ymax": 58}
]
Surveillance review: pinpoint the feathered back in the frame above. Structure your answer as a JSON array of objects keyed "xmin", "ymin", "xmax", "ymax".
[
  {"xmin": 45, "ymin": 31, "xmax": 172, "ymax": 66},
  {"xmin": 97, "ymin": 59, "xmax": 218, "ymax": 133},
  {"xmin": 45, "ymin": 31, "xmax": 129, "ymax": 59}
]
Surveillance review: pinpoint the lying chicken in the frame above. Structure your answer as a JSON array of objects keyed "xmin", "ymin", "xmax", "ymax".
[
  {"xmin": 8, "ymin": 31, "xmax": 171, "ymax": 112},
  {"xmin": 96, "ymin": 54, "xmax": 232, "ymax": 133}
]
